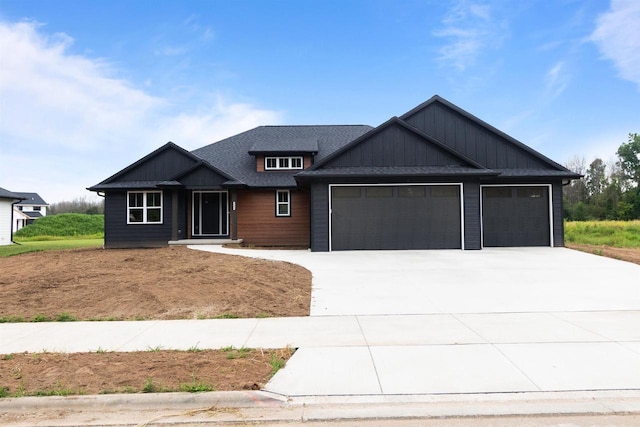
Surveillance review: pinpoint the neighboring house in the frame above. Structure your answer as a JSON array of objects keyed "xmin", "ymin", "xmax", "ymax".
[
  {"xmin": 0, "ymin": 187, "xmax": 24, "ymax": 246},
  {"xmin": 89, "ymin": 95, "xmax": 580, "ymax": 251},
  {"xmin": 12, "ymin": 192, "xmax": 49, "ymax": 232}
]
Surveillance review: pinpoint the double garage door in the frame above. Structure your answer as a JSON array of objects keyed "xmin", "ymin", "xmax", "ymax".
[
  {"xmin": 330, "ymin": 185, "xmax": 462, "ymax": 250},
  {"xmin": 330, "ymin": 184, "xmax": 551, "ymax": 250}
]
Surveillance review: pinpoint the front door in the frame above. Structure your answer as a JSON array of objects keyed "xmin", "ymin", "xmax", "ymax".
[{"xmin": 192, "ymin": 191, "xmax": 229, "ymax": 236}]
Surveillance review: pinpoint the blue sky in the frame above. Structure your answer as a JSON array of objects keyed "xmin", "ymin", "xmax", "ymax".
[{"xmin": 1, "ymin": 0, "xmax": 638, "ymax": 203}]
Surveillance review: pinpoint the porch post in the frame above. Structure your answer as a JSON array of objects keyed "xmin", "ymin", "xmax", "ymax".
[{"xmin": 171, "ymin": 190, "xmax": 179, "ymax": 241}]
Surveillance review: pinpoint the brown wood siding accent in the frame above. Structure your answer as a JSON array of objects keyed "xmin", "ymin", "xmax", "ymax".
[
  {"xmin": 236, "ymin": 189, "xmax": 310, "ymax": 246},
  {"xmin": 304, "ymin": 155, "xmax": 313, "ymax": 168},
  {"xmin": 256, "ymin": 155, "xmax": 265, "ymax": 172}
]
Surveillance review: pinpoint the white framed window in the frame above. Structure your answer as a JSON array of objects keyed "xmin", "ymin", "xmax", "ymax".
[
  {"xmin": 128, "ymin": 191, "xmax": 162, "ymax": 224},
  {"xmin": 276, "ymin": 190, "xmax": 291, "ymax": 217},
  {"xmin": 265, "ymin": 156, "xmax": 304, "ymax": 170}
]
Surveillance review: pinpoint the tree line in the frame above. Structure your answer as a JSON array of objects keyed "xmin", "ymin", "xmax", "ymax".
[
  {"xmin": 49, "ymin": 196, "xmax": 104, "ymax": 215},
  {"xmin": 564, "ymin": 133, "xmax": 640, "ymax": 220}
]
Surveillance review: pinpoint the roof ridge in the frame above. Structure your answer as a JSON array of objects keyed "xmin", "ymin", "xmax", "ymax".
[{"xmin": 259, "ymin": 124, "xmax": 373, "ymax": 128}]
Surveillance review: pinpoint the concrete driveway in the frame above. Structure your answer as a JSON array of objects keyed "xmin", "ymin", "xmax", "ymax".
[
  {"xmin": 196, "ymin": 246, "xmax": 640, "ymax": 397},
  {"xmin": 200, "ymin": 246, "xmax": 640, "ymax": 315}
]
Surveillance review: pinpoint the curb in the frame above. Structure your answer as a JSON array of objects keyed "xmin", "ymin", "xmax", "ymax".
[{"xmin": 2, "ymin": 390, "xmax": 640, "ymax": 426}]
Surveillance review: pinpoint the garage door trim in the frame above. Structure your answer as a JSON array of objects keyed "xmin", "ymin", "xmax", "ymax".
[
  {"xmin": 328, "ymin": 183, "xmax": 465, "ymax": 251},
  {"xmin": 480, "ymin": 184, "xmax": 554, "ymax": 248}
]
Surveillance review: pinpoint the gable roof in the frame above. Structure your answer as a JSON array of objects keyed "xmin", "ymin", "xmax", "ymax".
[
  {"xmin": 13, "ymin": 192, "xmax": 47, "ymax": 205},
  {"xmin": 400, "ymin": 95, "xmax": 578, "ymax": 175},
  {"xmin": 0, "ymin": 187, "xmax": 24, "ymax": 201},
  {"xmin": 306, "ymin": 117, "xmax": 489, "ymax": 171},
  {"xmin": 88, "ymin": 142, "xmax": 203, "ymax": 191},
  {"xmin": 304, "ymin": 95, "xmax": 580, "ymax": 180}
]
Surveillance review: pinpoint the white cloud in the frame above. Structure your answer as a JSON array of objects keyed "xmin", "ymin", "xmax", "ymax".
[
  {"xmin": 0, "ymin": 21, "xmax": 281, "ymax": 203},
  {"xmin": 591, "ymin": 0, "xmax": 640, "ymax": 90},
  {"xmin": 433, "ymin": 0, "xmax": 505, "ymax": 71},
  {"xmin": 545, "ymin": 61, "xmax": 569, "ymax": 98}
]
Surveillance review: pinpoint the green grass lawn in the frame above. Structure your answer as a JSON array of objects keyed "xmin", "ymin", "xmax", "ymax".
[
  {"xmin": 0, "ymin": 239, "xmax": 103, "ymax": 257},
  {"xmin": 565, "ymin": 220, "xmax": 640, "ymax": 248}
]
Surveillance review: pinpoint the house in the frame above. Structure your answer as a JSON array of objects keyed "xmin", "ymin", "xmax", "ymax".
[
  {"xmin": 89, "ymin": 95, "xmax": 580, "ymax": 251},
  {"xmin": 0, "ymin": 187, "xmax": 25, "ymax": 246},
  {"xmin": 12, "ymin": 192, "xmax": 49, "ymax": 232}
]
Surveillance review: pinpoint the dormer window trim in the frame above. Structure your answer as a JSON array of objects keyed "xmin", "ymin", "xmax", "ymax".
[{"xmin": 265, "ymin": 156, "xmax": 304, "ymax": 170}]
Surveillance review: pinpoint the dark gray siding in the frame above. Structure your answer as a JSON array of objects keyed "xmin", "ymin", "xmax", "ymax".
[
  {"xmin": 104, "ymin": 191, "xmax": 173, "ymax": 248},
  {"xmin": 552, "ymin": 181, "xmax": 564, "ymax": 247},
  {"xmin": 180, "ymin": 166, "xmax": 227, "ymax": 188},
  {"xmin": 404, "ymin": 102, "xmax": 551, "ymax": 170},
  {"xmin": 310, "ymin": 183, "xmax": 329, "ymax": 251},
  {"xmin": 463, "ymin": 181, "xmax": 481, "ymax": 250},
  {"xmin": 117, "ymin": 148, "xmax": 198, "ymax": 182},
  {"xmin": 324, "ymin": 123, "xmax": 465, "ymax": 168}
]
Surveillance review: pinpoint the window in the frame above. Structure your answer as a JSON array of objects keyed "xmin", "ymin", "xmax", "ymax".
[
  {"xmin": 485, "ymin": 187, "xmax": 512, "ymax": 198},
  {"xmin": 333, "ymin": 187, "xmax": 361, "ymax": 198},
  {"xmin": 128, "ymin": 191, "xmax": 162, "ymax": 224},
  {"xmin": 517, "ymin": 187, "xmax": 544, "ymax": 198},
  {"xmin": 265, "ymin": 156, "xmax": 304, "ymax": 170},
  {"xmin": 398, "ymin": 187, "xmax": 426, "ymax": 198},
  {"xmin": 266, "ymin": 158, "xmax": 277, "ymax": 169},
  {"xmin": 33, "ymin": 206, "xmax": 41, "ymax": 211},
  {"xmin": 366, "ymin": 187, "xmax": 393, "ymax": 198},
  {"xmin": 276, "ymin": 190, "xmax": 291, "ymax": 217}
]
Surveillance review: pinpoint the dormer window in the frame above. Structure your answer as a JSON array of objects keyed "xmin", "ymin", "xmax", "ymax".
[{"xmin": 265, "ymin": 156, "xmax": 303, "ymax": 170}]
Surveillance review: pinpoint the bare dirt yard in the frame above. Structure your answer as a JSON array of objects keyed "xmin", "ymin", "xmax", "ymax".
[
  {"xmin": 0, "ymin": 246, "xmax": 311, "ymax": 321},
  {"xmin": 0, "ymin": 348, "xmax": 293, "ymax": 397},
  {"xmin": 566, "ymin": 243, "xmax": 640, "ymax": 266},
  {"xmin": 0, "ymin": 246, "xmax": 308, "ymax": 398}
]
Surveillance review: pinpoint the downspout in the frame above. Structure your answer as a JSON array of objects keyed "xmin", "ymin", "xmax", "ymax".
[{"xmin": 10, "ymin": 199, "xmax": 23, "ymax": 245}]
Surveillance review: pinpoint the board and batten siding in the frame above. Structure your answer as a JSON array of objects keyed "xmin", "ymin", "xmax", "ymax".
[
  {"xmin": 309, "ymin": 183, "xmax": 330, "ymax": 251},
  {"xmin": 104, "ymin": 191, "xmax": 173, "ymax": 248},
  {"xmin": 324, "ymin": 123, "xmax": 465, "ymax": 168},
  {"xmin": 0, "ymin": 199, "xmax": 13, "ymax": 246},
  {"xmin": 552, "ymin": 181, "xmax": 565, "ymax": 247},
  {"xmin": 236, "ymin": 189, "xmax": 310, "ymax": 247},
  {"xmin": 463, "ymin": 181, "xmax": 482, "ymax": 250},
  {"xmin": 403, "ymin": 102, "xmax": 551, "ymax": 170}
]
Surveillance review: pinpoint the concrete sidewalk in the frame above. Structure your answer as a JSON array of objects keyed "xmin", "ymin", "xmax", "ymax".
[
  {"xmin": 2, "ymin": 311, "xmax": 640, "ymax": 396},
  {"xmin": 2, "ymin": 246, "xmax": 640, "ymax": 398}
]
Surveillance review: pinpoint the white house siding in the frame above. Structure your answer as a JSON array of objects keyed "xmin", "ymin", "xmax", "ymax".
[{"xmin": 0, "ymin": 199, "xmax": 13, "ymax": 245}]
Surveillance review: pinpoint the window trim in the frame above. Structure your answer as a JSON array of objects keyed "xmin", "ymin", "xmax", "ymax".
[
  {"xmin": 275, "ymin": 190, "xmax": 291, "ymax": 217},
  {"xmin": 127, "ymin": 190, "xmax": 163, "ymax": 224},
  {"xmin": 265, "ymin": 156, "xmax": 304, "ymax": 170}
]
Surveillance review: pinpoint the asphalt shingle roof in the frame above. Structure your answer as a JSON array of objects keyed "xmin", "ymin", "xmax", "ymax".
[
  {"xmin": 193, "ymin": 125, "xmax": 373, "ymax": 187},
  {"xmin": 296, "ymin": 166, "xmax": 500, "ymax": 179},
  {"xmin": 0, "ymin": 187, "xmax": 23, "ymax": 200},
  {"xmin": 13, "ymin": 192, "xmax": 48, "ymax": 205}
]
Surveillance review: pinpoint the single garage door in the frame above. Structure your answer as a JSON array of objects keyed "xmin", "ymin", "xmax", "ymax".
[
  {"xmin": 482, "ymin": 186, "xmax": 550, "ymax": 247},
  {"xmin": 330, "ymin": 185, "xmax": 461, "ymax": 250}
]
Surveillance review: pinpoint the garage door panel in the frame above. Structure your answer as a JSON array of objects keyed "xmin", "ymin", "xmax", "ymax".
[
  {"xmin": 331, "ymin": 185, "xmax": 461, "ymax": 251},
  {"xmin": 482, "ymin": 186, "xmax": 550, "ymax": 247}
]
